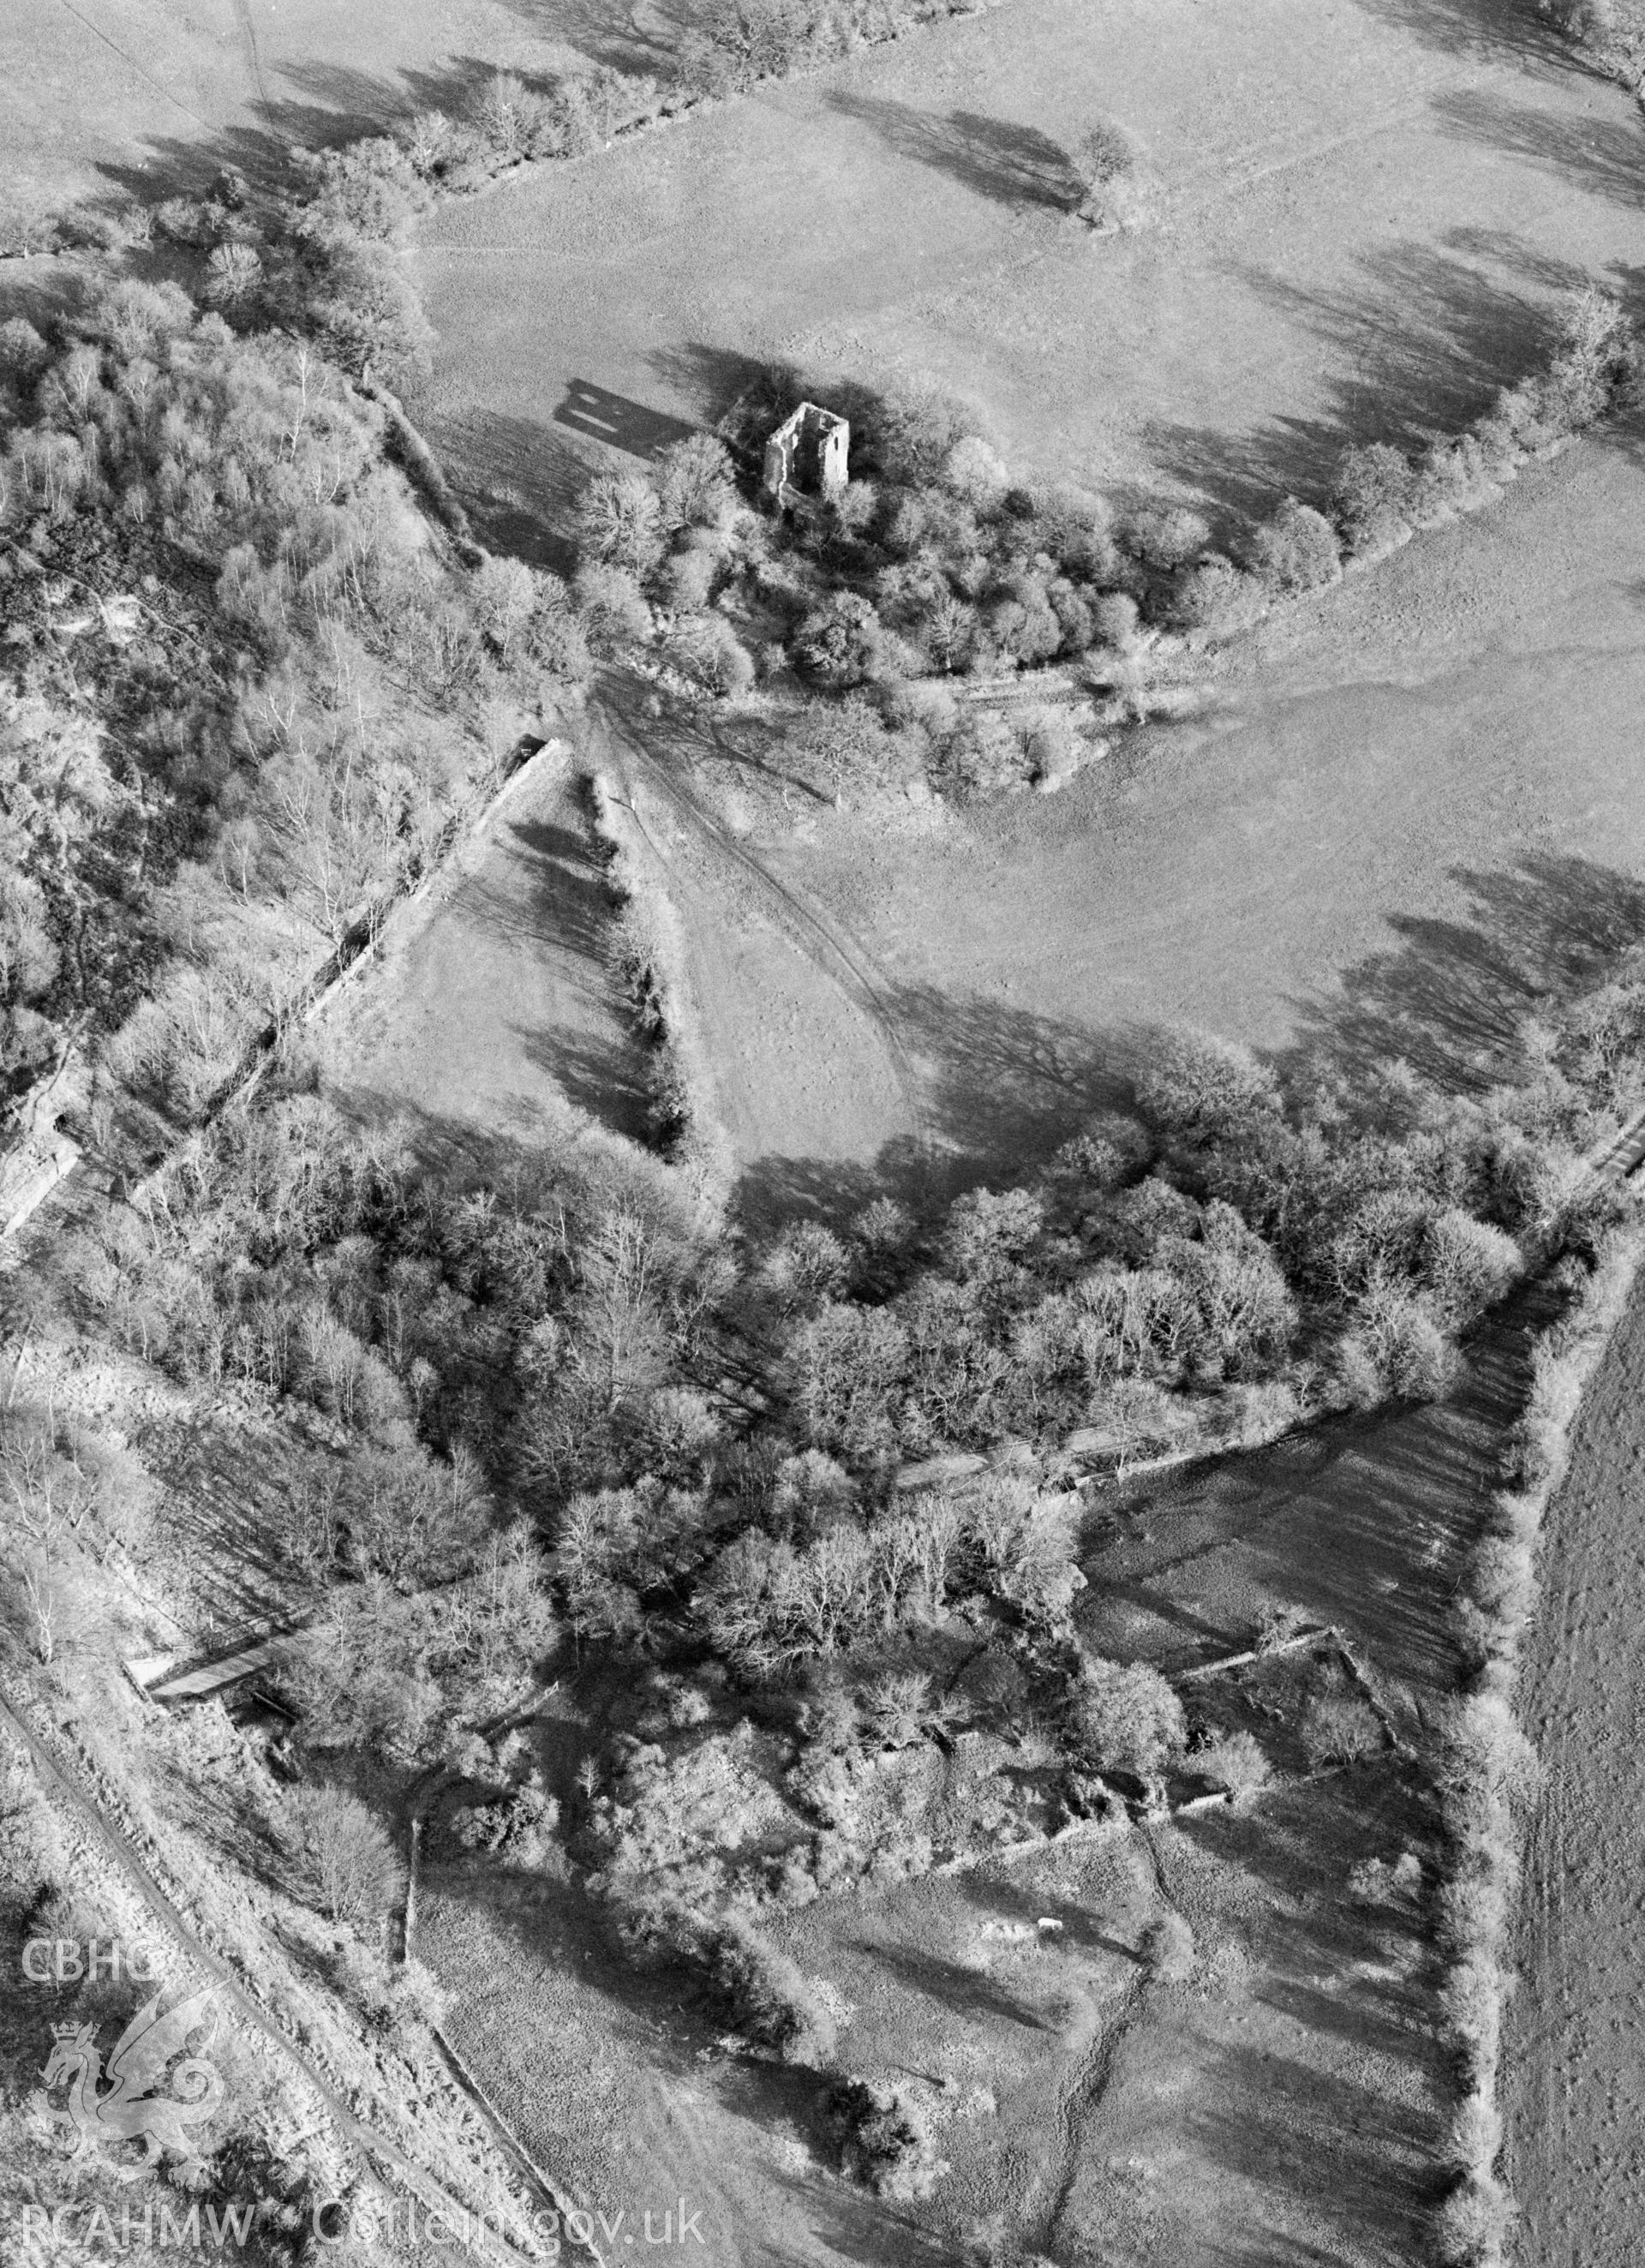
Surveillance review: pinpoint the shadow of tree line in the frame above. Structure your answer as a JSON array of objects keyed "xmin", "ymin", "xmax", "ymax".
[
  {"xmin": 1146, "ymin": 230, "xmax": 1609, "ymax": 524},
  {"xmin": 733, "ymin": 850, "xmax": 1645, "ymax": 1233}
]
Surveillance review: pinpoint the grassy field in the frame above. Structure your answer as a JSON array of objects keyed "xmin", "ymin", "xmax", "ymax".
[
  {"xmin": 410, "ymin": 0, "xmax": 1645, "ymax": 539},
  {"xmin": 319, "ymin": 742, "xmax": 659, "ymax": 1157},
  {"xmin": 0, "ymin": 0, "xmax": 622, "ymax": 218}
]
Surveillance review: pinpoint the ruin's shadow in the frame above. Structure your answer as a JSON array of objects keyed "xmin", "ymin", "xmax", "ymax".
[{"xmin": 553, "ymin": 379, "xmax": 697, "ymax": 459}]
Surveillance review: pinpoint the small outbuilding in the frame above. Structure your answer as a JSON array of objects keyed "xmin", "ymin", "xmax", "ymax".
[{"xmin": 763, "ymin": 402, "xmax": 849, "ymax": 510}]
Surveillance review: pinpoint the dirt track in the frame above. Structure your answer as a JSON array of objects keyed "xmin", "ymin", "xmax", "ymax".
[
  {"xmin": 595, "ymin": 702, "xmax": 924, "ymax": 1215},
  {"xmin": 0, "ymin": 1682, "xmax": 548, "ymax": 2267},
  {"xmin": 1504, "ymin": 1278, "xmax": 1645, "ymax": 2267}
]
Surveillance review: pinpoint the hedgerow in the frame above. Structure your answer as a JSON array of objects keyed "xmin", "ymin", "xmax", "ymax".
[{"xmin": 1436, "ymin": 1207, "xmax": 1645, "ymax": 2265}]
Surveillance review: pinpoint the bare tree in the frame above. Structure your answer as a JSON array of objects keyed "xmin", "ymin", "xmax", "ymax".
[{"xmin": 286, "ymin": 1784, "xmax": 404, "ymax": 1925}]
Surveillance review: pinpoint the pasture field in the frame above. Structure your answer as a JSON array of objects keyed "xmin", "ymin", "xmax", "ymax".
[
  {"xmin": 412, "ymin": 0, "xmax": 1645, "ymax": 541},
  {"xmin": 1, "ymin": 0, "xmax": 633, "ymax": 215},
  {"xmin": 318, "ymin": 742, "xmax": 659, "ymax": 1157}
]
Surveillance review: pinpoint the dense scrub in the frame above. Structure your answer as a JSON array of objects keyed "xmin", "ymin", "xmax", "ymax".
[
  {"xmin": 0, "ymin": 270, "xmax": 597, "ymax": 1122},
  {"xmin": 28, "ymin": 981, "xmax": 1633, "ymax": 2007}
]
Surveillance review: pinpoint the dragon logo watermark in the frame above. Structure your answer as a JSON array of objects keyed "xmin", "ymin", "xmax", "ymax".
[{"xmin": 40, "ymin": 1983, "xmax": 224, "ymax": 2175}]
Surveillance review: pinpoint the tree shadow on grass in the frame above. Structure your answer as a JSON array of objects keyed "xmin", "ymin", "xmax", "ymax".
[
  {"xmin": 483, "ymin": 0, "xmax": 691, "ymax": 77},
  {"xmin": 1183, "ymin": 2038, "xmax": 1441, "ymax": 2264},
  {"xmin": 1146, "ymin": 234, "xmax": 1576, "ymax": 518},
  {"xmin": 1164, "ymin": 1773, "xmax": 1447, "ymax": 2259},
  {"xmin": 858, "ymin": 1941, "xmax": 1059, "ymax": 2033},
  {"xmin": 728, "ymin": 988, "xmax": 1134, "ymax": 1237},
  {"xmin": 1433, "ymin": 83, "xmax": 1645, "ymax": 213},
  {"xmin": 0, "ymin": 258, "xmax": 88, "ymax": 335},
  {"xmin": 1275, "ymin": 851, "xmax": 1645, "ymax": 1101},
  {"xmin": 644, "ymin": 339, "xmax": 799, "ymax": 455},
  {"xmin": 888, "ymin": 985, "xmax": 1136, "ymax": 1180},
  {"xmin": 825, "ymin": 91, "xmax": 1086, "ymax": 212},
  {"xmin": 335, "ymin": 798, "xmax": 658, "ymax": 1146},
  {"xmin": 1351, "ymin": 0, "xmax": 1580, "ymax": 71},
  {"xmin": 731, "ymin": 849, "xmax": 1645, "ymax": 1247},
  {"xmin": 86, "ymin": 52, "xmax": 538, "ymax": 208},
  {"xmin": 402, "ymin": 404, "xmax": 590, "ymax": 577}
]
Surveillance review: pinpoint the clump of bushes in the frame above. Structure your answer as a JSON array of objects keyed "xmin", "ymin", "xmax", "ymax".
[
  {"xmin": 449, "ymin": 1774, "xmax": 561, "ymax": 1863},
  {"xmin": 619, "ymin": 1891, "xmax": 839, "ymax": 2062},
  {"xmin": 284, "ymin": 1784, "xmax": 405, "ymax": 1926},
  {"xmin": 1191, "ymin": 1729, "xmax": 1271, "ymax": 1808},
  {"xmin": 826, "ymin": 2075, "xmax": 948, "ymax": 2199},
  {"xmin": 1072, "ymin": 1655, "xmax": 1186, "ymax": 1785},
  {"xmin": 703, "ymin": 1912, "xmax": 838, "ymax": 2062},
  {"xmin": 1301, "ymin": 1691, "xmax": 1385, "ymax": 1768}
]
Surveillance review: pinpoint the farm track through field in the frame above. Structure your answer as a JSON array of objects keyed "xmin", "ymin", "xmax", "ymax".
[
  {"xmin": 1034, "ymin": 1822, "xmax": 1181, "ymax": 2253},
  {"xmin": 227, "ymin": 0, "xmax": 272, "ymax": 111},
  {"xmin": 1165, "ymin": 93, "xmax": 1439, "ymax": 213},
  {"xmin": 595, "ymin": 703, "xmax": 933, "ymax": 1178},
  {"xmin": 0, "ymin": 1681, "xmax": 595, "ymax": 2265},
  {"xmin": 1037, "ymin": 1967, "xmax": 1147, "ymax": 2251},
  {"xmin": 46, "ymin": 0, "xmax": 213, "ymax": 129}
]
